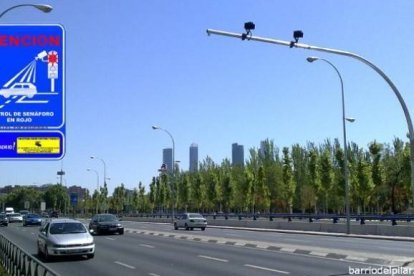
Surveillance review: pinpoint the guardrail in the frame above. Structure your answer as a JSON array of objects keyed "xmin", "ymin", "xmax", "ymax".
[
  {"xmin": 0, "ymin": 233, "xmax": 60, "ymax": 276},
  {"xmin": 129, "ymin": 213, "xmax": 414, "ymax": 226}
]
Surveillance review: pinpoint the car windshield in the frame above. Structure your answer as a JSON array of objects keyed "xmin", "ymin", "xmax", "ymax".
[
  {"xmin": 49, "ymin": 222, "xmax": 87, "ymax": 234},
  {"xmin": 27, "ymin": 214, "xmax": 40, "ymax": 218},
  {"xmin": 189, "ymin": 214, "xmax": 203, "ymax": 219},
  {"xmin": 98, "ymin": 214, "xmax": 117, "ymax": 222}
]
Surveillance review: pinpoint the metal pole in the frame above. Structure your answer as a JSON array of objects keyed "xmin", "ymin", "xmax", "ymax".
[
  {"xmin": 90, "ymin": 156, "xmax": 107, "ymax": 212},
  {"xmin": 153, "ymin": 126, "xmax": 176, "ymax": 222},
  {"xmin": 308, "ymin": 57, "xmax": 351, "ymax": 234},
  {"xmin": 206, "ymin": 28, "xmax": 414, "ymax": 208},
  {"xmin": 87, "ymin": 168, "xmax": 100, "ymax": 214}
]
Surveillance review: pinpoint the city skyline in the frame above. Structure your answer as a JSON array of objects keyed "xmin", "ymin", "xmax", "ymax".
[{"xmin": 0, "ymin": 1, "xmax": 412, "ymax": 194}]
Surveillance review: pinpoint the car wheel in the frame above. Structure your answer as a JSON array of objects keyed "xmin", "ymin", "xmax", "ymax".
[
  {"xmin": 201, "ymin": 227, "xmax": 206, "ymax": 231},
  {"xmin": 37, "ymin": 244, "xmax": 43, "ymax": 257},
  {"xmin": 87, "ymin": 254, "xmax": 94, "ymax": 259},
  {"xmin": 190, "ymin": 227, "xmax": 194, "ymax": 231},
  {"xmin": 119, "ymin": 229, "xmax": 124, "ymax": 235},
  {"xmin": 185, "ymin": 223, "xmax": 189, "ymax": 231},
  {"xmin": 174, "ymin": 223, "xmax": 178, "ymax": 230},
  {"xmin": 43, "ymin": 245, "xmax": 50, "ymax": 261}
]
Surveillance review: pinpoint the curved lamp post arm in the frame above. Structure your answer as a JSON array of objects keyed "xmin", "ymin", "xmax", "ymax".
[
  {"xmin": 0, "ymin": 4, "xmax": 53, "ymax": 18},
  {"xmin": 207, "ymin": 28, "xmax": 414, "ymax": 207},
  {"xmin": 152, "ymin": 126, "xmax": 175, "ymax": 172},
  {"xmin": 307, "ymin": 57, "xmax": 351, "ymax": 234}
]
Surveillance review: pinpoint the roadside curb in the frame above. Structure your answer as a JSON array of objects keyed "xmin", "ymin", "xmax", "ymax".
[
  {"xmin": 125, "ymin": 227, "xmax": 414, "ymax": 267},
  {"xmin": 207, "ymin": 225, "xmax": 414, "ymax": 242}
]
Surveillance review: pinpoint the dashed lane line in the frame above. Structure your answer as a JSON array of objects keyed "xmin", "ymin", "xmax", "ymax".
[
  {"xmin": 198, "ymin": 255, "xmax": 229, "ymax": 263},
  {"xmin": 244, "ymin": 264, "xmax": 290, "ymax": 274},
  {"xmin": 114, "ymin": 261, "xmax": 135, "ymax": 269},
  {"xmin": 139, "ymin": 244, "xmax": 155, "ymax": 249}
]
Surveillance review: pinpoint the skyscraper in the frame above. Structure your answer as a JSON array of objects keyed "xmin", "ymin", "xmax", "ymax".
[
  {"xmin": 162, "ymin": 148, "xmax": 173, "ymax": 173},
  {"xmin": 189, "ymin": 143, "xmax": 198, "ymax": 172},
  {"xmin": 232, "ymin": 143, "xmax": 244, "ymax": 166}
]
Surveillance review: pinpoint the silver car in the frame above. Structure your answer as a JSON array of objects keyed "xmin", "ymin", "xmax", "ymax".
[
  {"xmin": 174, "ymin": 213, "xmax": 207, "ymax": 231},
  {"xmin": 37, "ymin": 218, "xmax": 95, "ymax": 260}
]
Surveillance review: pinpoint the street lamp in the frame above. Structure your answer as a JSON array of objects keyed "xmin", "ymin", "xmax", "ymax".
[
  {"xmin": 90, "ymin": 156, "xmax": 107, "ymax": 189},
  {"xmin": 307, "ymin": 56, "xmax": 353, "ymax": 234},
  {"xmin": 152, "ymin": 125, "xmax": 176, "ymax": 221},
  {"xmin": 87, "ymin": 168, "xmax": 100, "ymax": 214},
  {"xmin": 207, "ymin": 24, "xmax": 414, "ymax": 209},
  {"xmin": 0, "ymin": 4, "xmax": 53, "ymax": 18},
  {"xmin": 87, "ymin": 168, "xmax": 100, "ymax": 192}
]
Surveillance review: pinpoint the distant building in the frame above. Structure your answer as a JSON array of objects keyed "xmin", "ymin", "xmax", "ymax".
[
  {"xmin": 232, "ymin": 143, "xmax": 244, "ymax": 166},
  {"xmin": 163, "ymin": 148, "xmax": 173, "ymax": 173},
  {"xmin": 189, "ymin": 143, "xmax": 199, "ymax": 172},
  {"xmin": 68, "ymin": 185, "xmax": 87, "ymax": 200}
]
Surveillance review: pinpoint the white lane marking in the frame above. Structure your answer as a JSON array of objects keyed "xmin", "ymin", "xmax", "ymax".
[
  {"xmin": 198, "ymin": 255, "xmax": 228, "ymax": 263},
  {"xmin": 244, "ymin": 264, "xmax": 290, "ymax": 274},
  {"xmin": 106, "ymin": 237, "xmax": 115, "ymax": 241},
  {"xmin": 139, "ymin": 244, "xmax": 155, "ymax": 248},
  {"xmin": 148, "ymin": 273, "xmax": 160, "ymax": 276},
  {"xmin": 224, "ymin": 233, "xmax": 242, "ymax": 237},
  {"xmin": 114, "ymin": 261, "xmax": 136, "ymax": 269}
]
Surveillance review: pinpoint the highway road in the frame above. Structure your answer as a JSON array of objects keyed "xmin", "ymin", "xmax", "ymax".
[{"xmin": 1, "ymin": 219, "xmax": 413, "ymax": 276}]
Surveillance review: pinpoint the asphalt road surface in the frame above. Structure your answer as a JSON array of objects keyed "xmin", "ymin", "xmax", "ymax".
[{"xmin": 1, "ymin": 219, "xmax": 413, "ymax": 276}]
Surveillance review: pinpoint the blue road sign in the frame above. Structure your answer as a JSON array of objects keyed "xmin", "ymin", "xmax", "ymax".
[
  {"xmin": 0, "ymin": 24, "xmax": 65, "ymax": 159},
  {"xmin": 70, "ymin": 193, "xmax": 78, "ymax": 206}
]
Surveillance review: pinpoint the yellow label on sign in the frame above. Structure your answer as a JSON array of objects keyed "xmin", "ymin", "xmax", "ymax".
[{"xmin": 17, "ymin": 137, "xmax": 60, "ymax": 154}]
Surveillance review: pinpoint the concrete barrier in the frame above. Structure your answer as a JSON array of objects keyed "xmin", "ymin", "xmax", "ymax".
[{"xmin": 124, "ymin": 216, "xmax": 414, "ymax": 237}]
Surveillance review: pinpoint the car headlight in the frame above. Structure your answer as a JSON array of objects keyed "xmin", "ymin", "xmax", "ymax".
[{"xmin": 117, "ymin": 223, "xmax": 122, "ymax": 227}]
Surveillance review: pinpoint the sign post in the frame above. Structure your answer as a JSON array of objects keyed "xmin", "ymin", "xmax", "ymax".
[{"xmin": 0, "ymin": 24, "xmax": 65, "ymax": 159}]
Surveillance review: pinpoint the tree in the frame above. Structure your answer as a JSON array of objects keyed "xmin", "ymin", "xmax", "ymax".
[
  {"xmin": 383, "ymin": 138, "xmax": 411, "ymax": 213},
  {"xmin": 111, "ymin": 183, "xmax": 126, "ymax": 214},
  {"xmin": 43, "ymin": 184, "xmax": 68, "ymax": 212},
  {"xmin": 282, "ymin": 147, "xmax": 295, "ymax": 213},
  {"xmin": 319, "ymin": 147, "xmax": 333, "ymax": 213},
  {"xmin": 307, "ymin": 145, "xmax": 320, "ymax": 213},
  {"xmin": 4, "ymin": 186, "xmax": 43, "ymax": 211},
  {"xmin": 291, "ymin": 144, "xmax": 309, "ymax": 213}
]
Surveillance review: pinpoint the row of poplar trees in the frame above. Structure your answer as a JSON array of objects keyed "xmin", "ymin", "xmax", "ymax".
[{"xmin": 147, "ymin": 138, "xmax": 411, "ymax": 215}]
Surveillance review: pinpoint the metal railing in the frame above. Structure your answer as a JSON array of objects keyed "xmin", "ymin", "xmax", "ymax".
[
  {"xmin": 129, "ymin": 212, "xmax": 414, "ymax": 226},
  {"xmin": 0, "ymin": 233, "xmax": 60, "ymax": 276}
]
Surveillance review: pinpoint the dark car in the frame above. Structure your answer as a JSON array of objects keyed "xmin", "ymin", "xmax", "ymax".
[
  {"xmin": 50, "ymin": 211, "xmax": 59, "ymax": 218},
  {"xmin": 89, "ymin": 214, "xmax": 124, "ymax": 235},
  {"xmin": 0, "ymin": 213, "xmax": 8, "ymax": 226},
  {"xmin": 23, "ymin": 213, "xmax": 42, "ymax": 226}
]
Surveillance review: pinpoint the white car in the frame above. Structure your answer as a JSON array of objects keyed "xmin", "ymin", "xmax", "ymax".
[
  {"xmin": 0, "ymin": 82, "xmax": 37, "ymax": 98},
  {"xmin": 174, "ymin": 213, "xmax": 207, "ymax": 231},
  {"xmin": 6, "ymin": 213, "xmax": 23, "ymax": 223}
]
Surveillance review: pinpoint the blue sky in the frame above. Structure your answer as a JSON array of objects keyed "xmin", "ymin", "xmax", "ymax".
[{"xmin": 0, "ymin": 1, "xmax": 413, "ymax": 194}]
